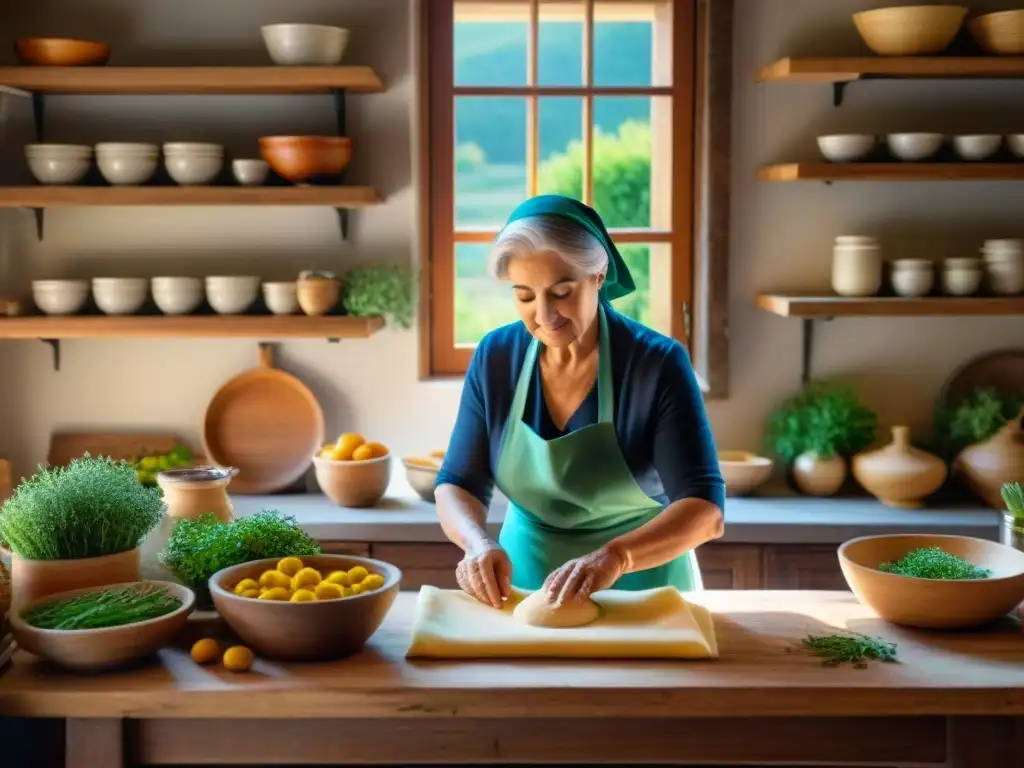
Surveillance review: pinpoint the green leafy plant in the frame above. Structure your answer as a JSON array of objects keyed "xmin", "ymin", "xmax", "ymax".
[
  {"xmin": 25, "ymin": 583, "xmax": 181, "ymax": 630},
  {"xmin": 795, "ymin": 633, "xmax": 897, "ymax": 668},
  {"xmin": 159, "ymin": 511, "xmax": 321, "ymax": 601},
  {"xmin": 764, "ymin": 381, "xmax": 878, "ymax": 464},
  {"xmin": 343, "ymin": 265, "xmax": 415, "ymax": 329},
  {"xmin": 1003, "ymin": 482, "xmax": 1024, "ymax": 522},
  {"xmin": 877, "ymin": 547, "xmax": 991, "ymax": 580},
  {"xmin": 933, "ymin": 387, "xmax": 1023, "ymax": 460},
  {"xmin": 0, "ymin": 455, "xmax": 163, "ymax": 561}
]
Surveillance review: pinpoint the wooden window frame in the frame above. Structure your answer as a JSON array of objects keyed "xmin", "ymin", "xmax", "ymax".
[{"xmin": 416, "ymin": 0, "xmax": 732, "ymax": 397}]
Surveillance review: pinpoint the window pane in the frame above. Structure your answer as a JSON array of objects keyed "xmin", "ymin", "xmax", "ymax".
[
  {"xmin": 538, "ymin": 1, "xmax": 583, "ymax": 86},
  {"xmin": 594, "ymin": 1, "xmax": 671, "ymax": 87},
  {"xmin": 455, "ymin": 97, "xmax": 527, "ymax": 229},
  {"xmin": 454, "ymin": 243, "xmax": 520, "ymax": 346},
  {"xmin": 611, "ymin": 243, "xmax": 671, "ymax": 336},
  {"xmin": 454, "ymin": 2, "xmax": 528, "ymax": 86},
  {"xmin": 537, "ymin": 97, "xmax": 583, "ymax": 198}
]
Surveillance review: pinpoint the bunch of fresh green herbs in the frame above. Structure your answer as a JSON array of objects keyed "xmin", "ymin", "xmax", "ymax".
[
  {"xmin": 0, "ymin": 455, "xmax": 163, "ymax": 561},
  {"xmin": 796, "ymin": 632, "xmax": 898, "ymax": 668},
  {"xmin": 878, "ymin": 546, "xmax": 991, "ymax": 580},
  {"xmin": 25, "ymin": 583, "xmax": 181, "ymax": 631},
  {"xmin": 765, "ymin": 380, "xmax": 878, "ymax": 464},
  {"xmin": 1002, "ymin": 482, "xmax": 1023, "ymax": 522},
  {"xmin": 342, "ymin": 265, "xmax": 415, "ymax": 328},
  {"xmin": 933, "ymin": 387, "xmax": 1022, "ymax": 460},
  {"xmin": 159, "ymin": 510, "xmax": 321, "ymax": 598}
]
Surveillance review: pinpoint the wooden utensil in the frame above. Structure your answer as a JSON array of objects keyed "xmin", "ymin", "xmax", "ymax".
[
  {"xmin": 47, "ymin": 433, "xmax": 191, "ymax": 468},
  {"xmin": 939, "ymin": 348, "xmax": 1024, "ymax": 404},
  {"xmin": 202, "ymin": 343, "xmax": 324, "ymax": 494}
]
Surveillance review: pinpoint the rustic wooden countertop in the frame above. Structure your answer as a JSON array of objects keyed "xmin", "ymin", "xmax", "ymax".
[{"xmin": 1, "ymin": 591, "xmax": 1022, "ymax": 720}]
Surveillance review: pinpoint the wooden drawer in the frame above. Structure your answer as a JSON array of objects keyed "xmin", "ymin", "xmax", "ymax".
[
  {"xmin": 697, "ymin": 544, "xmax": 762, "ymax": 589},
  {"xmin": 371, "ymin": 542, "xmax": 462, "ymax": 589},
  {"xmin": 318, "ymin": 541, "xmax": 371, "ymax": 557},
  {"xmin": 762, "ymin": 545, "xmax": 848, "ymax": 591}
]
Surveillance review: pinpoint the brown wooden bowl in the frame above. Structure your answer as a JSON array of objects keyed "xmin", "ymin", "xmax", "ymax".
[
  {"xmin": 209, "ymin": 554, "xmax": 401, "ymax": 661},
  {"xmin": 15, "ymin": 38, "xmax": 111, "ymax": 66},
  {"xmin": 258, "ymin": 136, "xmax": 352, "ymax": 184},
  {"xmin": 838, "ymin": 533, "xmax": 1024, "ymax": 629},
  {"xmin": 314, "ymin": 453, "xmax": 391, "ymax": 507}
]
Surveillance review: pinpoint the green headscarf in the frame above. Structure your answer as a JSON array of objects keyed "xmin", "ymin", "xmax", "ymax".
[{"xmin": 498, "ymin": 194, "xmax": 636, "ymax": 302}]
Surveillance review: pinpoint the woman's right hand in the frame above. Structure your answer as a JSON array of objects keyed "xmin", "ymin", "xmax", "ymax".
[{"xmin": 455, "ymin": 539, "xmax": 512, "ymax": 609}]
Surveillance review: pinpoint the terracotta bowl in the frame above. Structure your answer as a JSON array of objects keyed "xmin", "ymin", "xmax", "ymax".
[
  {"xmin": 15, "ymin": 38, "xmax": 111, "ymax": 66},
  {"xmin": 838, "ymin": 533, "xmax": 1024, "ymax": 629},
  {"xmin": 258, "ymin": 136, "xmax": 353, "ymax": 184},
  {"xmin": 402, "ymin": 457, "xmax": 441, "ymax": 503},
  {"xmin": 9, "ymin": 581, "xmax": 195, "ymax": 670},
  {"xmin": 313, "ymin": 453, "xmax": 391, "ymax": 507},
  {"xmin": 9, "ymin": 547, "xmax": 141, "ymax": 611},
  {"xmin": 296, "ymin": 273, "xmax": 341, "ymax": 316},
  {"xmin": 209, "ymin": 554, "xmax": 401, "ymax": 661},
  {"xmin": 719, "ymin": 451, "xmax": 773, "ymax": 497}
]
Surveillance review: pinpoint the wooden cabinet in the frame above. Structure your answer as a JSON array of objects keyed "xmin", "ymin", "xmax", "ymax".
[
  {"xmin": 696, "ymin": 544, "xmax": 762, "ymax": 589},
  {"xmin": 762, "ymin": 545, "xmax": 848, "ymax": 591},
  {"xmin": 319, "ymin": 541, "xmax": 371, "ymax": 557}
]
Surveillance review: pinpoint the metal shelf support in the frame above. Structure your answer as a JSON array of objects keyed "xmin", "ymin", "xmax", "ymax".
[
  {"xmin": 31, "ymin": 91, "xmax": 44, "ymax": 140},
  {"xmin": 800, "ymin": 317, "xmax": 833, "ymax": 385},
  {"xmin": 40, "ymin": 338, "xmax": 61, "ymax": 371},
  {"xmin": 331, "ymin": 87, "xmax": 350, "ymax": 241}
]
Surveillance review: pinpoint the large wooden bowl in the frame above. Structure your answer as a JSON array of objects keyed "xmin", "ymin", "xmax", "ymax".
[
  {"xmin": 968, "ymin": 10, "xmax": 1024, "ymax": 55},
  {"xmin": 853, "ymin": 5, "xmax": 968, "ymax": 56},
  {"xmin": 209, "ymin": 555, "xmax": 401, "ymax": 661},
  {"xmin": 258, "ymin": 136, "xmax": 353, "ymax": 184},
  {"xmin": 314, "ymin": 454, "xmax": 391, "ymax": 507},
  {"xmin": 16, "ymin": 38, "xmax": 111, "ymax": 66},
  {"xmin": 9, "ymin": 581, "xmax": 195, "ymax": 670},
  {"xmin": 838, "ymin": 534, "xmax": 1024, "ymax": 629}
]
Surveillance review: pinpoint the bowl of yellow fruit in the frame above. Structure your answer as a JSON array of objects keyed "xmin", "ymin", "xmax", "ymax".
[
  {"xmin": 313, "ymin": 432, "xmax": 391, "ymax": 507},
  {"xmin": 209, "ymin": 554, "xmax": 401, "ymax": 661}
]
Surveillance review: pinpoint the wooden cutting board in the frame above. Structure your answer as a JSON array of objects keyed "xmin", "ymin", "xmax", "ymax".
[{"xmin": 47, "ymin": 433, "xmax": 192, "ymax": 468}]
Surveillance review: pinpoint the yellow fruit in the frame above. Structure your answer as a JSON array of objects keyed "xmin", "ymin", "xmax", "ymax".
[
  {"xmin": 350, "ymin": 582, "xmax": 365, "ymax": 595},
  {"xmin": 258, "ymin": 570, "xmax": 292, "ymax": 589},
  {"xmin": 362, "ymin": 573, "xmax": 385, "ymax": 591},
  {"xmin": 233, "ymin": 578, "xmax": 259, "ymax": 595},
  {"xmin": 290, "ymin": 589, "xmax": 317, "ymax": 602},
  {"xmin": 240, "ymin": 588, "xmax": 261, "ymax": 599},
  {"xmin": 276, "ymin": 557, "xmax": 305, "ymax": 577},
  {"xmin": 291, "ymin": 567, "xmax": 322, "ymax": 591},
  {"xmin": 347, "ymin": 565, "xmax": 369, "ymax": 583},
  {"xmin": 332, "ymin": 432, "xmax": 365, "ymax": 461},
  {"xmin": 314, "ymin": 582, "xmax": 344, "ymax": 600},
  {"xmin": 223, "ymin": 645, "xmax": 254, "ymax": 673},
  {"xmin": 353, "ymin": 441, "xmax": 388, "ymax": 461},
  {"xmin": 325, "ymin": 570, "xmax": 351, "ymax": 587},
  {"xmin": 340, "ymin": 585, "xmax": 354, "ymax": 597},
  {"xmin": 190, "ymin": 638, "xmax": 220, "ymax": 664},
  {"xmin": 258, "ymin": 586, "xmax": 291, "ymax": 601}
]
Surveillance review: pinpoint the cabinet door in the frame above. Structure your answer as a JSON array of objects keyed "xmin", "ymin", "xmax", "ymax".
[
  {"xmin": 763, "ymin": 545, "xmax": 848, "ymax": 590},
  {"xmin": 371, "ymin": 543, "xmax": 462, "ymax": 589},
  {"xmin": 696, "ymin": 544, "xmax": 763, "ymax": 589},
  {"xmin": 318, "ymin": 541, "xmax": 371, "ymax": 557}
]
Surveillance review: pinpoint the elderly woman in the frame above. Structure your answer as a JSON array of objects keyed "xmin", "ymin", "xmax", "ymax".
[{"xmin": 435, "ymin": 194, "xmax": 725, "ymax": 610}]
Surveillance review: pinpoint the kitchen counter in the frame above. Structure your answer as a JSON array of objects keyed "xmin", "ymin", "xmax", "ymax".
[{"xmin": 0, "ymin": 590, "xmax": 1021, "ymax": 767}]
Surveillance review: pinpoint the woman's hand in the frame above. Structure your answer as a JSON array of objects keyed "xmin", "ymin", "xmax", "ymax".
[
  {"xmin": 544, "ymin": 545, "xmax": 627, "ymax": 606},
  {"xmin": 455, "ymin": 539, "xmax": 512, "ymax": 608}
]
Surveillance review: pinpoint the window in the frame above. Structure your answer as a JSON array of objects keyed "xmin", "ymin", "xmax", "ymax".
[{"xmin": 420, "ymin": 0, "xmax": 730, "ymax": 391}]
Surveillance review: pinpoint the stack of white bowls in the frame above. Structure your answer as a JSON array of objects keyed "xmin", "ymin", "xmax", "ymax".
[
  {"xmin": 941, "ymin": 258, "xmax": 983, "ymax": 296},
  {"xmin": 92, "ymin": 277, "xmax": 149, "ymax": 315},
  {"xmin": 164, "ymin": 143, "xmax": 224, "ymax": 186},
  {"xmin": 206, "ymin": 276, "xmax": 260, "ymax": 315},
  {"xmin": 890, "ymin": 259, "xmax": 935, "ymax": 297},
  {"xmin": 31, "ymin": 280, "xmax": 90, "ymax": 316},
  {"xmin": 25, "ymin": 144, "xmax": 92, "ymax": 185},
  {"xmin": 981, "ymin": 239, "xmax": 1024, "ymax": 296},
  {"xmin": 152, "ymin": 277, "xmax": 204, "ymax": 315},
  {"xmin": 95, "ymin": 143, "xmax": 159, "ymax": 186},
  {"xmin": 831, "ymin": 235, "xmax": 882, "ymax": 297}
]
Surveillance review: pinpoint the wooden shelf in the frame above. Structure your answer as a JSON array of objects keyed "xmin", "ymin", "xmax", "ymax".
[
  {"xmin": 0, "ymin": 186, "xmax": 381, "ymax": 207},
  {"xmin": 0, "ymin": 314, "xmax": 385, "ymax": 340},
  {"xmin": 757, "ymin": 57, "xmax": 1024, "ymax": 84},
  {"xmin": 757, "ymin": 294, "xmax": 1024, "ymax": 318},
  {"xmin": 759, "ymin": 163, "xmax": 1024, "ymax": 182},
  {"xmin": 0, "ymin": 66, "xmax": 383, "ymax": 94}
]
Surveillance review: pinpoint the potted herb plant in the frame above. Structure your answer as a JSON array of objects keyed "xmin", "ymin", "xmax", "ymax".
[
  {"xmin": 765, "ymin": 381, "xmax": 878, "ymax": 497},
  {"xmin": 0, "ymin": 456, "xmax": 163, "ymax": 608},
  {"xmin": 342, "ymin": 265, "xmax": 415, "ymax": 328},
  {"xmin": 1002, "ymin": 482, "xmax": 1023, "ymax": 553},
  {"xmin": 933, "ymin": 387, "xmax": 1023, "ymax": 460}
]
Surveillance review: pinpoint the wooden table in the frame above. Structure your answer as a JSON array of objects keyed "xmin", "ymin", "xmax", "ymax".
[{"xmin": 1, "ymin": 590, "xmax": 1022, "ymax": 767}]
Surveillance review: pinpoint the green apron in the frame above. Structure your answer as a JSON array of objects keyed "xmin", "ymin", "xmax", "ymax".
[{"xmin": 494, "ymin": 306, "xmax": 702, "ymax": 592}]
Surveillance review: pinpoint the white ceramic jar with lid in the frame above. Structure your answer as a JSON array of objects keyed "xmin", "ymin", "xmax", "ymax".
[
  {"xmin": 831, "ymin": 235, "xmax": 882, "ymax": 297},
  {"xmin": 981, "ymin": 239, "xmax": 1024, "ymax": 295},
  {"xmin": 891, "ymin": 258, "xmax": 935, "ymax": 297}
]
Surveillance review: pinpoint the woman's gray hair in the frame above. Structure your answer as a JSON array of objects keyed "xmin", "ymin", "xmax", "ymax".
[{"xmin": 489, "ymin": 214, "xmax": 609, "ymax": 281}]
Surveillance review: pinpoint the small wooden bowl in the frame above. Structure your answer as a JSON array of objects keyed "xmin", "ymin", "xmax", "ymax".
[
  {"xmin": 838, "ymin": 534, "xmax": 1024, "ymax": 629},
  {"xmin": 719, "ymin": 451, "xmax": 773, "ymax": 497},
  {"xmin": 968, "ymin": 10, "xmax": 1024, "ymax": 55},
  {"xmin": 9, "ymin": 581, "xmax": 195, "ymax": 670},
  {"xmin": 209, "ymin": 554, "xmax": 401, "ymax": 661},
  {"xmin": 258, "ymin": 136, "xmax": 353, "ymax": 184},
  {"xmin": 296, "ymin": 274, "xmax": 341, "ymax": 316},
  {"xmin": 313, "ymin": 453, "xmax": 391, "ymax": 507},
  {"xmin": 853, "ymin": 5, "xmax": 968, "ymax": 56},
  {"xmin": 15, "ymin": 38, "xmax": 111, "ymax": 66}
]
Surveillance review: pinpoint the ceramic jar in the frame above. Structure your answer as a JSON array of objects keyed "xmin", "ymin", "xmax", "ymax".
[
  {"xmin": 852, "ymin": 426, "xmax": 947, "ymax": 508},
  {"xmin": 981, "ymin": 240, "xmax": 1024, "ymax": 296},
  {"xmin": 297, "ymin": 270, "xmax": 341, "ymax": 316},
  {"xmin": 831, "ymin": 236, "xmax": 882, "ymax": 297},
  {"xmin": 890, "ymin": 259, "xmax": 935, "ymax": 298},
  {"xmin": 954, "ymin": 406, "xmax": 1024, "ymax": 509},
  {"xmin": 792, "ymin": 452, "xmax": 847, "ymax": 497},
  {"xmin": 941, "ymin": 257, "xmax": 983, "ymax": 296}
]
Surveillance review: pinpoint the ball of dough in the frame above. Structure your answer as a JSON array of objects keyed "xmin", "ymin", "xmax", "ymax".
[{"xmin": 512, "ymin": 589, "xmax": 600, "ymax": 628}]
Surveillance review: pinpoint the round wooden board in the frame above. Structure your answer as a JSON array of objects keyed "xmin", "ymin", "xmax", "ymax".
[{"xmin": 939, "ymin": 348, "xmax": 1024, "ymax": 404}]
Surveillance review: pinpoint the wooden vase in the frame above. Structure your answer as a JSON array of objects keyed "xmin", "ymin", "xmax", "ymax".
[
  {"xmin": 852, "ymin": 425, "xmax": 948, "ymax": 508},
  {"xmin": 954, "ymin": 405, "xmax": 1024, "ymax": 509},
  {"xmin": 792, "ymin": 452, "xmax": 847, "ymax": 497},
  {"xmin": 9, "ymin": 547, "xmax": 141, "ymax": 610}
]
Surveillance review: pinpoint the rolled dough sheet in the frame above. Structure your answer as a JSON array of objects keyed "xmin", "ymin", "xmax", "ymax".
[{"xmin": 405, "ymin": 586, "xmax": 718, "ymax": 659}]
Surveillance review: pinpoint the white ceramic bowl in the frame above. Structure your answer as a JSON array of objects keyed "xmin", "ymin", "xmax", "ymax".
[
  {"xmin": 165, "ymin": 154, "xmax": 223, "ymax": 186},
  {"xmin": 31, "ymin": 279, "xmax": 90, "ymax": 316},
  {"xmin": 95, "ymin": 143, "xmax": 159, "ymax": 185},
  {"xmin": 886, "ymin": 133, "xmax": 944, "ymax": 161},
  {"xmin": 261, "ymin": 24, "xmax": 350, "ymax": 65},
  {"xmin": 891, "ymin": 267, "xmax": 935, "ymax": 298},
  {"xmin": 163, "ymin": 143, "xmax": 223, "ymax": 156},
  {"xmin": 232, "ymin": 159, "xmax": 270, "ymax": 186},
  {"xmin": 25, "ymin": 144, "xmax": 92, "ymax": 185},
  {"xmin": 1007, "ymin": 135, "xmax": 1024, "ymax": 159},
  {"xmin": 92, "ymin": 277, "xmax": 149, "ymax": 315},
  {"xmin": 206, "ymin": 275, "xmax": 260, "ymax": 315},
  {"xmin": 941, "ymin": 268, "xmax": 982, "ymax": 296},
  {"xmin": 816, "ymin": 134, "xmax": 876, "ymax": 163},
  {"xmin": 953, "ymin": 134, "xmax": 1001, "ymax": 161},
  {"xmin": 719, "ymin": 451, "xmax": 774, "ymax": 497},
  {"xmin": 262, "ymin": 281, "xmax": 299, "ymax": 315},
  {"xmin": 152, "ymin": 276, "xmax": 204, "ymax": 315}
]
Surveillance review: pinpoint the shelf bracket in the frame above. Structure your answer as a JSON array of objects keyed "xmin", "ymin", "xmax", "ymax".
[
  {"xmin": 334, "ymin": 208, "xmax": 349, "ymax": 239},
  {"xmin": 832, "ymin": 82, "xmax": 847, "ymax": 108},
  {"xmin": 40, "ymin": 338, "xmax": 61, "ymax": 372},
  {"xmin": 327, "ymin": 338, "xmax": 340, "ymax": 344},
  {"xmin": 331, "ymin": 88, "xmax": 347, "ymax": 137},
  {"xmin": 31, "ymin": 91, "xmax": 45, "ymax": 141},
  {"xmin": 800, "ymin": 317, "xmax": 833, "ymax": 385},
  {"xmin": 32, "ymin": 207, "xmax": 44, "ymax": 240}
]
